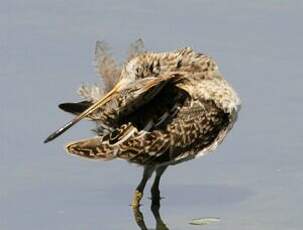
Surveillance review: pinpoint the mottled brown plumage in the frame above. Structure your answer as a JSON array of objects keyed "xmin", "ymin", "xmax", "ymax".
[{"xmin": 45, "ymin": 40, "xmax": 241, "ymax": 207}]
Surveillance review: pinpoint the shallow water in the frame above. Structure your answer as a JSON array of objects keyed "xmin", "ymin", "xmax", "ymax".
[{"xmin": 1, "ymin": 1, "xmax": 303, "ymax": 229}]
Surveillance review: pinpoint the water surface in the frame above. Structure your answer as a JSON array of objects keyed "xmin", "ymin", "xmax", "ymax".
[{"xmin": 1, "ymin": 1, "xmax": 303, "ymax": 229}]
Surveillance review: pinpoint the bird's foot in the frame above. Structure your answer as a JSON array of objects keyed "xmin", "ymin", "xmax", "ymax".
[
  {"xmin": 132, "ymin": 205, "xmax": 148, "ymax": 229},
  {"xmin": 131, "ymin": 190, "xmax": 143, "ymax": 208}
]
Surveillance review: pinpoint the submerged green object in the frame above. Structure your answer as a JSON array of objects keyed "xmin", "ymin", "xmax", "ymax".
[{"xmin": 189, "ymin": 217, "xmax": 221, "ymax": 225}]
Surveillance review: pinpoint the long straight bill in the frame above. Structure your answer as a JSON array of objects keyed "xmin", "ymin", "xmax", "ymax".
[{"xmin": 44, "ymin": 83, "xmax": 121, "ymax": 143}]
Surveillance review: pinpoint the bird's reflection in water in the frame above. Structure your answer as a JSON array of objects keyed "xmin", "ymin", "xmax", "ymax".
[{"xmin": 132, "ymin": 198, "xmax": 169, "ymax": 230}]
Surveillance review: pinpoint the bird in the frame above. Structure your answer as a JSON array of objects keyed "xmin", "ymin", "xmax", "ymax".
[{"xmin": 44, "ymin": 39, "xmax": 241, "ymax": 207}]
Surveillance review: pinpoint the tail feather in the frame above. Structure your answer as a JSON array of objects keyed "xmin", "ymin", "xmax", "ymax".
[
  {"xmin": 65, "ymin": 136, "xmax": 115, "ymax": 160},
  {"xmin": 59, "ymin": 101, "xmax": 92, "ymax": 115},
  {"xmin": 65, "ymin": 123, "xmax": 138, "ymax": 160}
]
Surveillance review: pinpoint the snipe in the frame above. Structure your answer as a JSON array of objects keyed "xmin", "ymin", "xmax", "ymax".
[{"xmin": 44, "ymin": 39, "xmax": 241, "ymax": 207}]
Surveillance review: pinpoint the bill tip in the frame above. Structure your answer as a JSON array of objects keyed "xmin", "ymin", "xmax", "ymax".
[{"xmin": 44, "ymin": 137, "xmax": 51, "ymax": 144}]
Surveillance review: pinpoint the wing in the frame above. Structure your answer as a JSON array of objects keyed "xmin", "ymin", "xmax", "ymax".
[
  {"xmin": 65, "ymin": 81, "xmax": 189, "ymax": 164},
  {"xmin": 65, "ymin": 94, "xmax": 230, "ymax": 166},
  {"xmin": 82, "ymin": 76, "xmax": 177, "ymax": 128}
]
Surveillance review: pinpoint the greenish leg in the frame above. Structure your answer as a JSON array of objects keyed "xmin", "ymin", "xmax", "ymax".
[
  {"xmin": 132, "ymin": 165, "xmax": 155, "ymax": 207},
  {"xmin": 151, "ymin": 165, "xmax": 168, "ymax": 207}
]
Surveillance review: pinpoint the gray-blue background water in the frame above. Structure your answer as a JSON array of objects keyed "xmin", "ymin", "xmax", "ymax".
[{"xmin": 1, "ymin": 1, "xmax": 302, "ymax": 229}]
